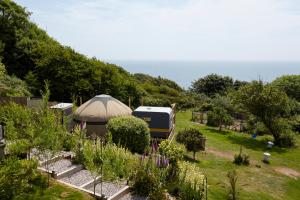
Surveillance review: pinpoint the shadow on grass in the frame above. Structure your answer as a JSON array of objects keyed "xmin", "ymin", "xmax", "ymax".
[
  {"xmin": 227, "ymin": 135, "xmax": 287, "ymax": 154},
  {"xmin": 203, "ymin": 127, "xmax": 231, "ymax": 135},
  {"xmin": 183, "ymin": 155, "xmax": 201, "ymax": 164}
]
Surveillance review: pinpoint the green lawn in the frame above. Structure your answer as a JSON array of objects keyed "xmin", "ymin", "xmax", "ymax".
[
  {"xmin": 175, "ymin": 110, "xmax": 300, "ymax": 200},
  {"xmin": 27, "ymin": 178, "xmax": 95, "ymax": 200}
]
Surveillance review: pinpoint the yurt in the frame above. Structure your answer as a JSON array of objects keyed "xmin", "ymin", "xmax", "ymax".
[{"xmin": 73, "ymin": 94, "xmax": 132, "ymax": 136}]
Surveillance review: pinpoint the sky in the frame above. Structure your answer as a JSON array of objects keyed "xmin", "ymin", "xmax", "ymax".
[{"xmin": 14, "ymin": 0, "xmax": 300, "ymax": 61}]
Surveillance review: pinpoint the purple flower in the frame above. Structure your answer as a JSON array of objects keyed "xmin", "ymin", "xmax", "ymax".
[{"xmin": 156, "ymin": 155, "xmax": 161, "ymax": 167}]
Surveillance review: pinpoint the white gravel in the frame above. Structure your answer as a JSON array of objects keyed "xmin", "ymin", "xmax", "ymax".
[
  {"xmin": 60, "ymin": 169, "xmax": 94, "ymax": 186},
  {"xmin": 47, "ymin": 159, "xmax": 74, "ymax": 173},
  {"xmin": 87, "ymin": 181, "xmax": 127, "ymax": 197}
]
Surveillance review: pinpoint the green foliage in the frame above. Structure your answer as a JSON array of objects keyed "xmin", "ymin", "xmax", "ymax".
[
  {"xmin": 0, "ymin": 103, "xmax": 35, "ymax": 156},
  {"xmin": 234, "ymin": 80, "xmax": 296, "ymax": 147},
  {"xmin": 158, "ymin": 140, "xmax": 184, "ymax": 164},
  {"xmin": 131, "ymin": 168, "xmax": 164, "ymax": 199},
  {"xmin": 272, "ymin": 75, "xmax": 300, "ymax": 101},
  {"xmin": 191, "ymin": 74, "xmax": 234, "ymax": 97},
  {"xmin": 107, "ymin": 116, "xmax": 150, "ymax": 154},
  {"xmin": 207, "ymin": 106, "xmax": 234, "ymax": 131},
  {"xmin": 0, "ymin": 62, "xmax": 30, "ymax": 97},
  {"xmin": 102, "ymin": 143, "xmax": 139, "ymax": 180},
  {"xmin": 227, "ymin": 170, "xmax": 238, "ymax": 200},
  {"xmin": 0, "ymin": 157, "xmax": 46, "ymax": 200},
  {"xmin": 176, "ymin": 128, "xmax": 206, "ymax": 160},
  {"xmin": 178, "ymin": 162, "xmax": 206, "ymax": 200},
  {"xmin": 0, "ymin": 0, "xmax": 143, "ymax": 105},
  {"xmin": 233, "ymin": 146, "xmax": 250, "ymax": 166}
]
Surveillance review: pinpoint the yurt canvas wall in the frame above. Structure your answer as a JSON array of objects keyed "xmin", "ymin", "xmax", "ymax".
[{"xmin": 73, "ymin": 94, "xmax": 132, "ymax": 136}]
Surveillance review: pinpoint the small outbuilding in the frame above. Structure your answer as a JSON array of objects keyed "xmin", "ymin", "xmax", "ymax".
[
  {"xmin": 73, "ymin": 95, "xmax": 132, "ymax": 136},
  {"xmin": 132, "ymin": 106, "xmax": 175, "ymax": 139}
]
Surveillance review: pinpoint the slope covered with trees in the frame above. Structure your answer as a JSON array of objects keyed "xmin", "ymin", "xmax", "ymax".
[{"xmin": 0, "ymin": 0, "xmax": 193, "ymax": 108}]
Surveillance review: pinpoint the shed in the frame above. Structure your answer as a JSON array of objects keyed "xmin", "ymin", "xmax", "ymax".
[
  {"xmin": 132, "ymin": 106, "xmax": 175, "ymax": 139},
  {"xmin": 73, "ymin": 95, "xmax": 132, "ymax": 136}
]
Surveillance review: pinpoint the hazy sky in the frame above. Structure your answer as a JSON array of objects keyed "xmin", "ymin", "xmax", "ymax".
[{"xmin": 15, "ymin": 0, "xmax": 300, "ymax": 61}]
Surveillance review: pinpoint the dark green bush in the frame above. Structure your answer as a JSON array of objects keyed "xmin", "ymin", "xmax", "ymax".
[
  {"xmin": 107, "ymin": 116, "xmax": 150, "ymax": 154},
  {"xmin": 131, "ymin": 168, "xmax": 163, "ymax": 198},
  {"xmin": 176, "ymin": 128, "xmax": 206, "ymax": 160},
  {"xmin": 233, "ymin": 146, "xmax": 250, "ymax": 166}
]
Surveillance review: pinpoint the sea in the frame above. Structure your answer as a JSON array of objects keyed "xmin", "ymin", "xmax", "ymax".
[{"xmin": 109, "ymin": 60, "xmax": 300, "ymax": 89}]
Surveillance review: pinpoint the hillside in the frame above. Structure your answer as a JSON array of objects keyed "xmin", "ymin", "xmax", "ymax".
[{"xmin": 0, "ymin": 0, "xmax": 189, "ymax": 108}]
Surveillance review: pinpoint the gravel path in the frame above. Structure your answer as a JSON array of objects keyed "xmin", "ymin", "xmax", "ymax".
[
  {"xmin": 48, "ymin": 159, "xmax": 74, "ymax": 173},
  {"xmin": 87, "ymin": 181, "xmax": 126, "ymax": 197},
  {"xmin": 119, "ymin": 193, "xmax": 147, "ymax": 200},
  {"xmin": 60, "ymin": 169, "xmax": 94, "ymax": 186}
]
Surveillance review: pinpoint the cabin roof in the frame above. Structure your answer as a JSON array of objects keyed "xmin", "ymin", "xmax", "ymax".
[{"xmin": 134, "ymin": 106, "xmax": 172, "ymax": 114}]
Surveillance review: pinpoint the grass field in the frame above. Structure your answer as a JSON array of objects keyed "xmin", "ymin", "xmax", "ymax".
[
  {"xmin": 29, "ymin": 178, "xmax": 95, "ymax": 200},
  {"xmin": 175, "ymin": 110, "xmax": 300, "ymax": 200}
]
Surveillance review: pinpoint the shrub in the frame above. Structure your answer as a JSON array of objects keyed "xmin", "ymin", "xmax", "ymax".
[
  {"xmin": 176, "ymin": 128, "xmax": 206, "ymax": 160},
  {"xmin": 207, "ymin": 107, "xmax": 234, "ymax": 131},
  {"xmin": 233, "ymin": 146, "xmax": 250, "ymax": 166},
  {"xmin": 158, "ymin": 140, "xmax": 184, "ymax": 164},
  {"xmin": 131, "ymin": 167, "xmax": 166, "ymax": 199},
  {"xmin": 0, "ymin": 157, "xmax": 45, "ymax": 199},
  {"xmin": 107, "ymin": 116, "xmax": 150, "ymax": 153},
  {"xmin": 102, "ymin": 143, "xmax": 139, "ymax": 180},
  {"xmin": 178, "ymin": 162, "xmax": 206, "ymax": 200}
]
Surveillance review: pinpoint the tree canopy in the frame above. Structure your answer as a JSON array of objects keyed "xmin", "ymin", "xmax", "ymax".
[
  {"xmin": 191, "ymin": 74, "xmax": 239, "ymax": 97},
  {"xmin": 272, "ymin": 75, "xmax": 300, "ymax": 102}
]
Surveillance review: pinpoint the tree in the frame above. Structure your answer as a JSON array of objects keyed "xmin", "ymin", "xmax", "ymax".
[
  {"xmin": 107, "ymin": 116, "xmax": 150, "ymax": 154},
  {"xmin": 35, "ymin": 83, "xmax": 66, "ymax": 187},
  {"xmin": 0, "ymin": 103, "xmax": 35, "ymax": 158},
  {"xmin": 272, "ymin": 75, "xmax": 300, "ymax": 101},
  {"xmin": 176, "ymin": 128, "xmax": 205, "ymax": 160},
  {"xmin": 0, "ymin": 157, "xmax": 46, "ymax": 199},
  {"xmin": 234, "ymin": 80, "xmax": 295, "ymax": 146},
  {"xmin": 190, "ymin": 74, "xmax": 234, "ymax": 97},
  {"xmin": 207, "ymin": 106, "xmax": 234, "ymax": 131},
  {"xmin": 83, "ymin": 139, "xmax": 104, "ymax": 198}
]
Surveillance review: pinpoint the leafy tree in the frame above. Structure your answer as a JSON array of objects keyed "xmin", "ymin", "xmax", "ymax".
[
  {"xmin": 234, "ymin": 80, "xmax": 295, "ymax": 146},
  {"xmin": 191, "ymin": 74, "xmax": 234, "ymax": 97},
  {"xmin": 272, "ymin": 75, "xmax": 300, "ymax": 101},
  {"xmin": 207, "ymin": 106, "xmax": 234, "ymax": 131},
  {"xmin": 107, "ymin": 116, "xmax": 150, "ymax": 154},
  {"xmin": 176, "ymin": 128, "xmax": 205, "ymax": 160},
  {"xmin": 35, "ymin": 83, "xmax": 66, "ymax": 186},
  {"xmin": 0, "ymin": 103, "xmax": 35, "ymax": 157},
  {"xmin": 0, "ymin": 157, "xmax": 46, "ymax": 199}
]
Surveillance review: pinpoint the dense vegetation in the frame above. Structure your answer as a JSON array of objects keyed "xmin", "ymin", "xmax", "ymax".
[
  {"xmin": 107, "ymin": 116, "xmax": 150, "ymax": 154},
  {"xmin": 0, "ymin": 0, "xmax": 192, "ymax": 109}
]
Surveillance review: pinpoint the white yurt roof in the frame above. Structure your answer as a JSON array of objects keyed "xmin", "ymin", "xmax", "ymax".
[{"xmin": 73, "ymin": 94, "xmax": 132, "ymax": 122}]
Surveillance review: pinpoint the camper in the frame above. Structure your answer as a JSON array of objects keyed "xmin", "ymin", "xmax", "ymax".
[{"xmin": 133, "ymin": 106, "xmax": 175, "ymax": 139}]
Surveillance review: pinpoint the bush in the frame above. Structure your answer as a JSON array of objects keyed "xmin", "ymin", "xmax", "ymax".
[
  {"xmin": 176, "ymin": 128, "xmax": 206, "ymax": 160},
  {"xmin": 178, "ymin": 162, "xmax": 206, "ymax": 200},
  {"xmin": 102, "ymin": 143, "xmax": 139, "ymax": 180},
  {"xmin": 131, "ymin": 168, "xmax": 166, "ymax": 199},
  {"xmin": 233, "ymin": 146, "xmax": 250, "ymax": 166},
  {"xmin": 158, "ymin": 140, "xmax": 184, "ymax": 164},
  {"xmin": 207, "ymin": 106, "xmax": 234, "ymax": 131},
  {"xmin": 107, "ymin": 116, "xmax": 150, "ymax": 154}
]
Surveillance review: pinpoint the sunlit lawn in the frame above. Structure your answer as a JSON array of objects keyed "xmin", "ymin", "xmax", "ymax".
[
  {"xmin": 175, "ymin": 110, "xmax": 300, "ymax": 200},
  {"xmin": 28, "ymin": 178, "xmax": 95, "ymax": 200}
]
